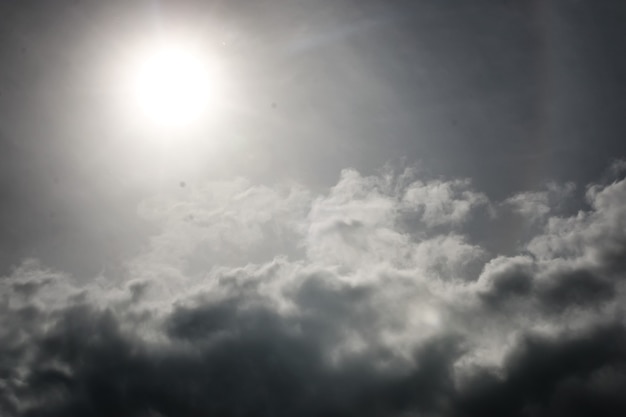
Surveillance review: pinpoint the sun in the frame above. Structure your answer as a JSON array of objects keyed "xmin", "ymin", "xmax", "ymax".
[{"xmin": 126, "ymin": 40, "xmax": 215, "ymax": 130}]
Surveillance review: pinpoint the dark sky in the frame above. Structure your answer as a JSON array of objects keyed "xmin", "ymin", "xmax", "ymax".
[{"xmin": 1, "ymin": 1, "xmax": 626, "ymax": 416}]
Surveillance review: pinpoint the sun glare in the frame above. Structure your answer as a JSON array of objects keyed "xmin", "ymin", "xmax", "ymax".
[{"xmin": 126, "ymin": 40, "xmax": 215, "ymax": 130}]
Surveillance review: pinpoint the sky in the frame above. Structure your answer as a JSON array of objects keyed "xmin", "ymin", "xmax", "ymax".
[{"xmin": 1, "ymin": 1, "xmax": 626, "ymax": 416}]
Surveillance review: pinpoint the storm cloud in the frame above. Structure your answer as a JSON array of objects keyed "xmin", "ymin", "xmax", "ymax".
[{"xmin": 1, "ymin": 165, "xmax": 626, "ymax": 417}]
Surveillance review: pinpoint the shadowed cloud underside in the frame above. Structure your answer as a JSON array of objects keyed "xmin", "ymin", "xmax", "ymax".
[{"xmin": 2, "ymin": 165, "xmax": 626, "ymax": 417}]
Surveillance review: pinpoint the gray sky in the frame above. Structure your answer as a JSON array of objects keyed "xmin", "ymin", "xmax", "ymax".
[
  {"xmin": 2, "ymin": 0, "xmax": 626, "ymax": 276},
  {"xmin": 1, "ymin": 1, "xmax": 626, "ymax": 416}
]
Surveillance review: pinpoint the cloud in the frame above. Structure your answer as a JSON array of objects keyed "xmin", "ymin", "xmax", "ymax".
[
  {"xmin": 477, "ymin": 255, "xmax": 535, "ymax": 305},
  {"xmin": 401, "ymin": 178, "xmax": 488, "ymax": 228},
  {"xmin": 608, "ymin": 159, "xmax": 626, "ymax": 178},
  {"xmin": 1, "ymin": 166, "xmax": 626, "ymax": 416},
  {"xmin": 504, "ymin": 182, "xmax": 576, "ymax": 224},
  {"xmin": 455, "ymin": 322, "xmax": 626, "ymax": 417}
]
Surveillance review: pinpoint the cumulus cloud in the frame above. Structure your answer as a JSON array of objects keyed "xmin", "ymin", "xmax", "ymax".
[{"xmin": 1, "ymin": 167, "xmax": 626, "ymax": 416}]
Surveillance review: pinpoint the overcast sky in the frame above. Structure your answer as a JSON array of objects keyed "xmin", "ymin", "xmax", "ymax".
[{"xmin": 1, "ymin": 1, "xmax": 626, "ymax": 416}]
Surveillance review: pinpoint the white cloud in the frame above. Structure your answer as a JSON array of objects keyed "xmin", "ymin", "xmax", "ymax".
[
  {"xmin": 505, "ymin": 182, "xmax": 576, "ymax": 223},
  {"xmin": 402, "ymin": 178, "xmax": 488, "ymax": 227}
]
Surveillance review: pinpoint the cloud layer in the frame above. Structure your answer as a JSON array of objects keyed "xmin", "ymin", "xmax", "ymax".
[{"xmin": 2, "ymin": 165, "xmax": 626, "ymax": 417}]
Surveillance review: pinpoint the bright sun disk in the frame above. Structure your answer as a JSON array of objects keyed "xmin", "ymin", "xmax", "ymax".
[{"xmin": 128, "ymin": 41, "xmax": 214, "ymax": 130}]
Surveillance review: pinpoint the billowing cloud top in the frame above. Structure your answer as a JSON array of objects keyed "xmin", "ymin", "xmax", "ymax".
[{"xmin": 2, "ymin": 165, "xmax": 626, "ymax": 417}]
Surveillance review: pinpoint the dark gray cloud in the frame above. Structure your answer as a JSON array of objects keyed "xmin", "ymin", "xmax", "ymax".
[
  {"xmin": 455, "ymin": 323, "xmax": 626, "ymax": 417},
  {"xmin": 537, "ymin": 268, "xmax": 615, "ymax": 314},
  {"xmin": 1, "ymin": 166, "xmax": 626, "ymax": 417},
  {"xmin": 478, "ymin": 256, "xmax": 535, "ymax": 306}
]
